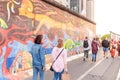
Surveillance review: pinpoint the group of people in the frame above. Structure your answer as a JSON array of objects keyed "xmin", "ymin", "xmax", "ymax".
[
  {"xmin": 83, "ymin": 36, "xmax": 120, "ymax": 63},
  {"xmin": 30, "ymin": 34, "xmax": 120, "ymax": 80},
  {"xmin": 83, "ymin": 36, "xmax": 100, "ymax": 62},
  {"xmin": 102, "ymin": 37, "xmax": 120, "ymax": 59},
  {"xmin": 30, "ymin": 34, "xmax": 68, "ymax": 80}
]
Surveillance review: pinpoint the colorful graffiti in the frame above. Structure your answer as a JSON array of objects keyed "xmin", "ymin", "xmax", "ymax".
[{"xmin": 0, "ymin": 0, "xmax": 95, "ymax": 79}]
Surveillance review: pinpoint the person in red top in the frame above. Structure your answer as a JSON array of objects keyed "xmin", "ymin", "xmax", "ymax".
[
  {"xmin": 110, "ymin": 39, "xmax": 116, "ymax": 58},
  {"xmin": 91, "ymin": 38, "xmax": 99, "ymax": 62}
]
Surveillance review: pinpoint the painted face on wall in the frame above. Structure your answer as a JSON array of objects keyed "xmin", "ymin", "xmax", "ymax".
[{"xmin": 19, "ymin": 0, "xmax": 33, "ymax": 17}]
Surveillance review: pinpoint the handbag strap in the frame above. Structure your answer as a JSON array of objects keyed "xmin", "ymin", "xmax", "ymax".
[{"xmin": 52, "ymin": 48, "xmax": 64, "ymax": 65}]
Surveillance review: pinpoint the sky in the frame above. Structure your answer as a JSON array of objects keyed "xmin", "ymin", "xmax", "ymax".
[{"xmin": 95, "ymin": 0, "xmax": 120, "ymax": 36}]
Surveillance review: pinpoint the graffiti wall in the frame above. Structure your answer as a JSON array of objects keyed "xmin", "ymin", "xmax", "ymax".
[{"xmin": 0, "ymin": 0, "xmax": 96, "ymax": 79}]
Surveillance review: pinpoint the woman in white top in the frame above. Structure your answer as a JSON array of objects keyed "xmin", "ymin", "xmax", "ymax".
[{"xmin": 51, "ymin": 39, "xmax": 68, "ymax": 80}]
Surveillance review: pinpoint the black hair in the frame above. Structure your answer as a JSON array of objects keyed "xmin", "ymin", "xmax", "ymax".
[{"xmin": 34, "ymin": 35, "xmax": 43, "ymax": 44}]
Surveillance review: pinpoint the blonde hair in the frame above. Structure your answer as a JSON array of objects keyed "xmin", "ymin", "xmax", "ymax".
[{"xmin": 57, "ymin": 39, "xmax": 63, "ymax": 48}]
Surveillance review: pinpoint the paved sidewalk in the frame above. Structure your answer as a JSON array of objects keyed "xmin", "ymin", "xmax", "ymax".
[
  {"xmin": 24, "ymin": 48, "xmax": 104, "ymax": 80},
  {"xmin": 23, "ymin": 49, "xmax": 120, "ymax": 80}
]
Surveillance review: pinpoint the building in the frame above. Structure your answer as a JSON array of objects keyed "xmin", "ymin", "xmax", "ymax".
[
  {"xmin": 53, "ymin": 0, "xmax": 70, "ymax": 8},
  {"xmin": 53, "ymin": 0, "xmax": 94, "ymax": 21}
]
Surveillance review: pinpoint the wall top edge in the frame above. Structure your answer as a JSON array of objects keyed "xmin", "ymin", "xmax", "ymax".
[{"xmin": 43, "ymin": 0, "xmax": 96, "ymax": 25}]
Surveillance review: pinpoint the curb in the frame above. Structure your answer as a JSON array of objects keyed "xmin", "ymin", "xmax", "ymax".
[{"xmin": 67, "ymin": 53, "xmax": 84, "ymax": 62}]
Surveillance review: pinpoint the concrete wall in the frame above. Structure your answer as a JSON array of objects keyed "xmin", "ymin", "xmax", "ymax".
[{"xmin": 0, "ymin": 0, "xmax": 95, "ymax": 79}]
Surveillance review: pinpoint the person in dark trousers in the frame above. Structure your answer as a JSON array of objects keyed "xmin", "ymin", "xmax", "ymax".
[
  {"xmin": 30, "ymin": 34, "xmax": 46, "ymax": 80},
  {"xmin": 102, "ymin": 37, "xmax": 109, "ymax": 58},
  {"xmin": 91, "ymin": 38, "xmax": 99, "ymax": 62},
  {"xmin": 83, "ymin": 36, "xmax": 90, "ymax": 61}
]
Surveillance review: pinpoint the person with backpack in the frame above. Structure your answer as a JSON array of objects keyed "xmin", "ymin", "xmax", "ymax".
[
  {"xmin": 83, "ymin": 36, "xmax": 90, "ymax": 61},
  {"xmin": 101, "ymin": 37, "xmax": 110, "ymax": 59}
]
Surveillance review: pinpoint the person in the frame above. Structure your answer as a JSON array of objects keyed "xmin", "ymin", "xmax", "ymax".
[
  {"xmin": 110, "ymin": 39, "xmax": 116, "ymax": 58},
  {"xmin": 83, "ymin": 36, "xmax": 90, "ymax": 61},
  {"xmin": 30, "ymin": 34, "xmax": 46, "ymax": 80},
  {"xmin": 117, "ymin": 38, "xmax": 120, "ymax": 56},
  {"xmin": 101, "ymin": 37, "xmax": 109, "ymax": 58},
  {"xmin": 96, "ymin": 37, "xmax": 101, "ymax": 47},
  {"xmin": 51, "ymin": 39, "xmax": 68, "ymax": 80},
  {"xmin": 91, "ymin": 38, "xmax": 99, "ymax": 62}
]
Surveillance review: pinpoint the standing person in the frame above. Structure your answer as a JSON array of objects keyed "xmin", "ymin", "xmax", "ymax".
[
  {"xmin": 117, "ymin": 38, "xmax": 120, "ymax": 56},
  {"xmin": 30, "ymin": 34, "xmax": 46, "ymax": 80},
  {"xmin": 91, "ymin": 38, "xmax": 99, "ymax": 62},
  {"xmin": 110, "ymin": 39, "xmax": 116, "ymax": 58},
  {"xmin": 51, "ymin": 39, "xmax": 68, "ymax": 80},
  {"xmin": 101, "ymin": 37, "xmax": 109, "ymax": 58},
  {"xmin": 83, "ymin": 36, "xmax": 90, "ymax": 61},
  {"xmin": 96, "ymin": 37, "xmax": 101, "ymax": 47}
]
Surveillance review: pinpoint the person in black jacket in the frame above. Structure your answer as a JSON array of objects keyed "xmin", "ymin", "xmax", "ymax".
[
  {"xmin": 83, "ymin": 36, "xmax": 90, "ymax": 61},
  {"xmin": 101, "ymin": 37, "xmax": 110, "ymax": 58}
]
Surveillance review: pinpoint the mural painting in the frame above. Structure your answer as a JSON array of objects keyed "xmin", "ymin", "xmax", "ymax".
[{"xmin": 0, "ymin": 0, "xmax": 96, "ymax": 79}]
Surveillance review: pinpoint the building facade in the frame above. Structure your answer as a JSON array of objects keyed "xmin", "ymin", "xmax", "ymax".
[
  {"xmin": 54, "ymin": 0, "xmax": 70, "ymax": 8},
  {"xmin": 53, "ymin": 0, "xmax": 94, "ymax": 21}
]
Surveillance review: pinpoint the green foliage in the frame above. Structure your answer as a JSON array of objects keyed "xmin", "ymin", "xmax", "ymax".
[{"xmin": 101, "ymin": 34, "xmax": 110, "ymax": 41}]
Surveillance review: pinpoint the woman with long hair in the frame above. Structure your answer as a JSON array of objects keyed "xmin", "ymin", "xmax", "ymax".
[{"xmin": 51, "ymin": 39, "xmax": 68, "ymax": 80}]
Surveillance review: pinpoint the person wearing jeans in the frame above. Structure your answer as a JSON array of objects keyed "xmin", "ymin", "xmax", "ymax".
[
  {"xmin": 92, "ymin": 53, "xmax": 97, "ymax": 62},
  {"xmin": 101, "ymin": 37, "xmax": 109, "ymax": 58},
  {"xmin": 51, "ymin": 39, "xmax": 68, "ymax": 80},
  {"xmin": 33, "ymin": 66, "xmax": 44, "ymax": 80},
  {"xmin": 91, "ymin": 38, "xmax": 98, "ymax": 62},
  {"xmin": 53, "ymin": 70, "xmax": 64, "ymax": 80},
  {"xmin": 30, "ymin": 35, "xmax": 46, "ymax": 80}
]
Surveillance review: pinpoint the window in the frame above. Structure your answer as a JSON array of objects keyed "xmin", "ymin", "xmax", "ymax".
[{"xmin": 70, "ymin": 0, "xmax": 79, "ymax": 13}]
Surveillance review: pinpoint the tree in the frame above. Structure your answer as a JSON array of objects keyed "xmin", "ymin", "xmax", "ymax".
[{"xmin": 101, "ymin": 34, "xmax": 110, "ymax": 41}]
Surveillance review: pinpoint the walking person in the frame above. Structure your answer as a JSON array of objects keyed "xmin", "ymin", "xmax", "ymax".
[
  {"xmin": 117, "ymin": 38, "xmax": 120, "ymax": 57},
  {"xmin": 30, "ymin": 34, "xmax": 46, "ymax": 80},
  {"xmin": 51, "ymin": 39, "xmax": 68, "ymax": 80},
  {"xmin": 91, "ymin": 38, "xmax": 99, "ymax": 62},
  {"xmin": 83, "ymin": 36, "xmax": 90, "ymax": 61},
  {"xmin": 101, "ymin": 37, "xmax": 109, "ymax": 58},
  {"xmin": 110, "ymin": 39, "xmax": 116, "ymax": 58}
]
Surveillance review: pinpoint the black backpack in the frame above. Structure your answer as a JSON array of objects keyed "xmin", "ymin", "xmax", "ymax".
[
  {"xmin": 83, "ymin": 40, "xmax": 89, "ymax": 48},
  {"xmin": 102, "ymin": 40, "xmax": 109, "ymax": 47}
]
